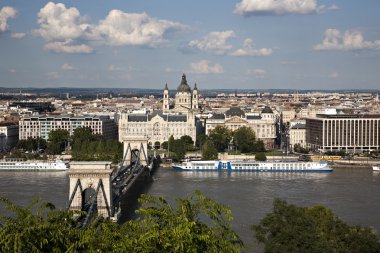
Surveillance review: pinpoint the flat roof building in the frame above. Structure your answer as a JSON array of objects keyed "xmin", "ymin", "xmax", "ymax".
[{"xmin": 306, "ymin": 114, "xmax": 380, "ymax": 153}]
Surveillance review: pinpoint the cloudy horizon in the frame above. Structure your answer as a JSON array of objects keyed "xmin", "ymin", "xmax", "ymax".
[{"xmin": 0, "ymin": 0, "xmax": 380, "ymax": 90}]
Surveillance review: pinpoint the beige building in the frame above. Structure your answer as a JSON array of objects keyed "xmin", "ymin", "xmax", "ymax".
[
  {"xmin": 118, "ymin": 111, "xmax": 197, "ymax": 148},
  {"xmin": 206, "ymin": 106, "xmax": 277, "ymax": 149}
]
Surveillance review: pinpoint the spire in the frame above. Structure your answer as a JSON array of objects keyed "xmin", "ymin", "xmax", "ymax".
[
  {"xmin": 181, "ymin": 73, "xmax": 187, "ymax": 84},
  {"xmin": 193, "ymin": 82, "xmax": 198, "ymax": 90},
  {"xmin": 164, "ymin": 83, "xmax": 168, "ymax": 90}
]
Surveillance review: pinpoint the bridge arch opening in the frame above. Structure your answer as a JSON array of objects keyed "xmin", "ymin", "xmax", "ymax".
[{"xmin": 82, "ymin": 187, "xmax": 98, "ymax": 214}]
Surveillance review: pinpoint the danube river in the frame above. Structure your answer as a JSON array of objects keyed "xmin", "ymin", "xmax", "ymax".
[{"xmin": 0, "ymin": 167, "xmax": 379, "ymax": 251}]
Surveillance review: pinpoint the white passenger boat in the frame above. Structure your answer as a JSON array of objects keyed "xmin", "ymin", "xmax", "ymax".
[
  {"xmin": 373, "ymin": 165, "xmax": 380, "ymax": 171},
  {"xmin": 172, "ymin": 160, "xmax": 332, "ymax": 173},
  {"xmin": 0, "ymin": 159, "xmax": 68, "ymax": 171}
]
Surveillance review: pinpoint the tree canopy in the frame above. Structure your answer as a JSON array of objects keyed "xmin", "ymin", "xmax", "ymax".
[
  {"xmin": 208, "ymin": 126, "xmax": 232, "ymax": 152},
  {"xmin": 0, "ymin": 191, "xmax": 243, "ymax": 252},
  {"xmin": 233, "ymin": 126, "xmax": 256, "ymax": 153},
  {"xmin": 253, "ymin": 199, "xmax": 380, "ymax": 253},
  {"xmin": 201, "ymin": 140, "xmax": 218, "ymax": 160},
  {"xmin": 46, "ymin": 129, "xmax": 70, "ymax": 155}
]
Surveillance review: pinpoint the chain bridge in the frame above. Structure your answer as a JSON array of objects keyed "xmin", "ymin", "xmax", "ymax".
[{"xmin": 66, "ymin": 136, "xmax": 160, "ymax": 227}]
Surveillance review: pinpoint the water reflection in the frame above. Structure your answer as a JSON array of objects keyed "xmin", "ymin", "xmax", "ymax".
[{"xmin": 177, "ymin": 170, "xmax": 330, "ymax": 181}]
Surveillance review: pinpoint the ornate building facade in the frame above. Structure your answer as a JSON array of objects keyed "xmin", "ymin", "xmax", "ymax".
[
  {"xmin": 163, "ymin": 74, "xmax": 199, "ymax": 113},
  {"xmin": 205, "ymin": 107, "xmax": 277, "ymax": 149},
  {"xmin": 118, "ymin": 74, "xmax": 200, "ymax": 148}
]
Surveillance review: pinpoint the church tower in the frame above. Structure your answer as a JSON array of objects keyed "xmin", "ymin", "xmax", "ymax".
[
  {"xmin": 192, "ymin": 82, "xmax": 199, "ymax": 109},
  {"xmin": 174, "ymin": 74, "xmax": 192, "ymax": 113},
  {"xmin": 162, "ymin": 83, "xmax": 169, "ymax": 112}
]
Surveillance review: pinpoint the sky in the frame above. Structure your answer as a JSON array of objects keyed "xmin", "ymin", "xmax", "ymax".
[{"xmin": 0, "ymin": 0, "xmax": 380, "ymax": 90}]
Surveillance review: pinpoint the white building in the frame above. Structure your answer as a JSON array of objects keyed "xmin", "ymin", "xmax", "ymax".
[
  {"xmin": 19, "ymin": 115, "xmax": 117, "ymax": 140},
  {"xmin": 206, "ymin": 106, "xmax": 277, "ymax": 149},
  {"xmin": 0, "ymin": 123, "xmax": 19, "ymax": 152},
  {"xmin": 289, "ymin": 123, "xmax": 306, "ymax": 151}
]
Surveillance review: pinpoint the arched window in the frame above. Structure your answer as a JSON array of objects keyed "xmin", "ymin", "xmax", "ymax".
[{"xmin": 153, "ymin": 122, "xmax": 160, "ymax": 136}]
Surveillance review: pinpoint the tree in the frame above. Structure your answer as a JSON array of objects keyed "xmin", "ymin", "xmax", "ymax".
[
  {"xmin": 253, "ymin": 139, "xmax": 266, "ymax": 153},
  {"xmin": 208, "ymin": 126, "xmax": 232, "ymax": 152},
  {"xmin": 180, "ymin": 135, "xmax": 195, "ymax": 151},
  {"xmin": 46, "ymin": 129, "xmax": 70, "ymax": 155},
  {"xmin": 0, "ymin": 191, "xmax": 244, "ymax": 252},
  {"xmin": 201, "ymin": 140, "xmax": 218, "ymax": 160},
  {"xmin": 233, "ymin": 126, "xmax": 256, "ymax": 153},
  {"xmin": 161, "ymin": 141, "xmax": 168, "ymax": 150},
  {"xmin": 196, "ymin": 133, "xmax": 207, "ymax": 149},
  {"xmin": 253, "ymin": 199, "xmax": 380, "ymax": 253},
  {"xmin": 255, "ymin": 152, "xmax": 267, "ymax": 161},
  {"xmin": 171, "ymin": 139, "xmax": 186, "ymax": 162},
  {"xmin": 294, "ymin": 143, "xmax": 309, "ymax": 154}
]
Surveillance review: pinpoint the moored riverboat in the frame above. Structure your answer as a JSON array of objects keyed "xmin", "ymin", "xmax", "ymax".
[
  {"xmin": 0, "ymin": 159, "xmax": 68, "ymax": 171},
  {"xmin": 172, "ymin": 160, "xmax": 332, "ymax": 173}
]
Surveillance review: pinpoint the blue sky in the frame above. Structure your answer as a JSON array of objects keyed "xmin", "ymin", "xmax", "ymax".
[{"xmin": 0, "ymin": 0, "xmax": 379, "ymax": 90}]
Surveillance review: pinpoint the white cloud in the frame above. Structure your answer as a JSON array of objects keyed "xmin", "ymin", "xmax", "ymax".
[
  {"xmin": 46, "ymin": 72, "xmax": 60, "ymax": 79},
  {"xmin": 329, "ymin": 72, "xmax": 338, "ymax": 78},
  {"xmin": 234, "ymin": 0, "xmax": 336, "ymax": 16},
  {"xmin": 62, "ymin": 63, "xmax": 75, "ymax": 70},
  {"xmin": 314, "ymin": 29, "xmax": 380, "ymax": 51},
  {"xmin": 0, "ymin": 6, "xmax": 17, "ymax": 32},
  {"xmin": 11, "ymin": 32, "xmax": 26, "ymax": 39},
  {"xmin": 231, "ymin": 38, "xmax": 272, "ymax": 56},
  {"xmin": 108, "ymin": 65, "xmax": 121, "ymax": 71},
  {"xmin": 96, "ymin": 10, "xmax": 187, "ymax": 47},
  {"xmin": 44, "ymin": 40, "xmax": 93, "ymax": 53},
  {"xmin": 248, "ymin": 68, "xmax": 266, "ymax": 78},
  {"xmin": 188, "ymin": 31, "xmax": 235, "ymax": 55},
  {"xmin": 33, "ymin": 2, "xmax": 187, "ymax": 53},
  {"xmin": 190, "ymin": 60, "xmax": 224, "ymax": 74}
]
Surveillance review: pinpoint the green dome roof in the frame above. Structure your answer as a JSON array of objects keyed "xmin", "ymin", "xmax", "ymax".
[
  {"xmin": 262, "ymin": 106, "xmax": 273, "ymax": 114},
  {"xmin": 177, "ymin": 74, "xmax": 191, "ymax": 92}
]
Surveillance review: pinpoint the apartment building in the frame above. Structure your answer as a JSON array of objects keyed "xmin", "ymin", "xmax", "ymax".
[{"xmin": 19, "ymin": 115, "xmax": 117, "ymax": 140}]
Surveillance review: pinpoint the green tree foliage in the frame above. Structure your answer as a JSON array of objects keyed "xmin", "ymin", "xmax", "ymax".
[
  {"xmin": 0, "ymin": 191, "xmax": 243, "ymax": 252},
  {"xmin": 293, "ymin": 143, "xmax": 309, "ymax": 154},
  {"xmin": 252, "ymin": 139, "xmax": 266, "ymax": 153},
  {"xmin": 171, "ymin": 139, "xmax": 186, "ymax": 162},
  {"xmin": 208, "ymin": 126, "xmax": 232, "ymax": 152},
  {"xmin": 233, "ymin": 126, "xmax": 256, "ymax": 153},
  {"xmin": 71, "ymin": 127, "xmax": 122, "ymax": 163},
  {"xmin": 255, "ymin": 152, "xmax": 267, "ymax": 161},
  {"xmin": 180, "ymin": 135, "xmax": 195, "ymax": 151},
  {"xmin": 201, "ymin": 140, "xmax": 218, "ymax": 160},
  {"xmin": 46, "ymin": 129, "xmax": 70, "ymax": 155},
  {"xmin": 253, "ymin": 199, "xmax": 380, "ymax": 253},
  {"xmin": 161, "ymin": 141, "xmax": 168, "ymax": 150},
  {"xmin": 196, "ymin": 133, "xmax": 207, "ymax": 149},
  {"xmin": 17, "ymin": 137, "xmax": 47, "ymax": 152}
]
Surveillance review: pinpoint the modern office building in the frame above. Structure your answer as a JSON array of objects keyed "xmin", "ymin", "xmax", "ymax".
[
  {"xmin": 306, "ymin": 114, "xmax": 380, "ymax": 152},
  {"xmin": 19, "ymin": 115, "xmax": 117, "ymax": 140}
]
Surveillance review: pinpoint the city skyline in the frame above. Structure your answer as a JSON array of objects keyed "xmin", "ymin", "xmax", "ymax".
[{"xmin": 0, "ymin": 0, "xmax": 380, "ymax": 89}]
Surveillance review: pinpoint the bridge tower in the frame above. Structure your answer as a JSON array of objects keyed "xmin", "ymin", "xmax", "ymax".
[
  {"xmin": 122, "ymin": 135, "xmax": 149, "ymax": 167},
  {"xmin": 67, "ymin": 161, "xmax": 116, "ymax": 222}
]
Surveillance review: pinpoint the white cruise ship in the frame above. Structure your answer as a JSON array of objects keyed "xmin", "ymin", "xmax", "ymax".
[
  {"xmin": 0, "ymin": 159, "xmax": 68, "ymax": 171},
  {"xmin": 172, "ymin": 160, "xmax": 332, "ymax": 173}
]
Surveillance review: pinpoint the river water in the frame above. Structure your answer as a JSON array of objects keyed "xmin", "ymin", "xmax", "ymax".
[{"xmin": 0, "ymin": 167, "xmax": 379, "ymax": 251}]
